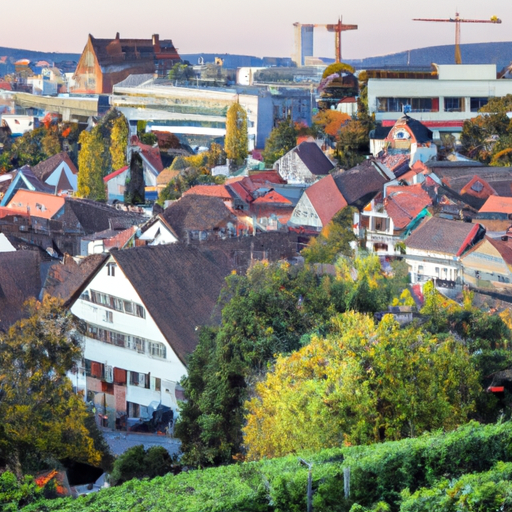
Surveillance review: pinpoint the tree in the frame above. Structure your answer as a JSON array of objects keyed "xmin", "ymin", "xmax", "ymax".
[
  {"xmin": 335, "ymin": 120, "xmax": 369, "ymax": 169},
  {"xmin": 109, "ymin": 445, "xmax": 174, "ymax": 486},
  {"xmin": 243, "ymin": 312, "xmax": 480, "ymax": 460},
  {"xmin": 225, "ymin": 103, "xmax": 248, "ymax": 169},
  {"xmin": 124, "ymin": 152, "xmax": 145, "ymax": 205},
  {"xmin": 301, "ymin": 207, "xmax": 357, "ymax": 263},
  {"xmin": 322, "ymin": 62, "xmax": 356, "ymax": 79},
  {"xmin": 262, "ymin": 118, "xmax": 298, "ymax": 167},
  {"xmin": 77, "ymin": 128, "xmax": 107, "ymax": 201},
  {"xmin": 0, "ymin": 297, "xmax": 102, "ymax": 475},
  {"xmin": 313, "ymin": 110, "xmax": 350, "ymax": 139},
  {"xmin": 110, "ymin": 115, "xmax": 128, "ymax": 171},
  {"xmin": 168, "ymin": 63, "xmax": 195, "ymax": 83},
  {"xmin": 41, "ymin": 127, "xmax": 61, "ymax": 158}
]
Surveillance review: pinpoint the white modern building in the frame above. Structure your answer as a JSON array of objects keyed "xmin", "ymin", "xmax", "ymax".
[{"xmin": 368, "ymin": 64, "xmax": 512, "ymax": 136}]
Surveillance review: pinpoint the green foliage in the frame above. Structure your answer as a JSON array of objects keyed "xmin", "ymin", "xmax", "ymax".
[
  {"xmin": 0, "ymin": 472, "xmax": 43, "ymax": 512},
  {"xmin": 168, "ymin": 63, "xmax": 196, "ymax": 82},
  {"xmin": 109, "ymin": 445, "xmax": 174, "ymax": 486},
  {"xmin": 243, "ymin": 312, "xmax": 480, "ymax": 459},
  {"xmin": 140, "ymin": 132, "xmax": 157, "ymax": 146},
  {"xmin": 302, "ymin": 207, "xmax": 357, "ymax": 263},
  {"xmin": 335, "ymin": 120, "xmax": 369, "ymax": 169},
  {"xmin": 262, "ymin": 118, "xmax": 298, "ymax": 167},
  {"xmin": 109, "ymin": 115, "xmax": 128, "ymax": 171},
  {"xmin": 16, "ymin": 421, "xmax": 512, "ymax": 512},
  {"xmin": 225, "ymin": 103, "xmax": 248, "ymax": 167},
  {"xmin": 460, "ymin": 95, "xmax": 512, "ymax": 164},
  {"xmin": 177, "ymin": 258, "xmax": 412, "ymax": 468},
  {"xmin": 0, "ymin": 297, "xmax": 102, "ymax": 475}
]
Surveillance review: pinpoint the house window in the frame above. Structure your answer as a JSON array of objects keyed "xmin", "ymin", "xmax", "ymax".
[
  {"xmin": 90, "ymin": 290, "xmax": 145, "ymax": 318},
  {"xmin": 470, "ymin": 97, "xmax": 488, "ymax": 112},
  {"xmin": 435, "ymin": 267, "xmax": 440, "ymax": 276},
  {"xmin": 148, "ymin": 341, "xmax": 166, "ymax": 359},
  {"xmin": 374, "ymin": 217, "xmax": 389, "ymax": 232},
  {"xmin": 107, "ymin": 263, "xmax": 116, "ymax": 276},
  {"xmin": 135, "ymin": 305, "xmax": 145, "ymax": 318},
  {"xmin": 129, "ymin": 371, "xmax": 140, "ymax": 386},
  {"xmin": 444, "ymin": 97, "xmax": 463, "ymax": 112},
  {"xmin": 104, "ymin": 310, "xmax": 113, "ymax": 323}
]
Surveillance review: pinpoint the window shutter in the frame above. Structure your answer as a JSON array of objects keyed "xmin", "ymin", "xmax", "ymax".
[
  {"xmin": 105, "ymin": 365, "xmax": 113, "ymax": 383},
  {"xmin": 150, "ymin": 376, "xmax": 156, "ymax": 391},
  {"xmin": 138, "ymin": 373, "xmax": 146, "ymax": 387},
  {"xmin": 91, "ymin": 362, "xmax": 102, "ymax": 378},
  {"xmin": 114, "ymin": 367, "xmax": 127, "ymax": 384}
]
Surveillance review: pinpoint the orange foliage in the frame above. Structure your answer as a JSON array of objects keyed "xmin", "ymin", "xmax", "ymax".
[{"xmin": 313, "ymin": 110, "xmax": 350, "ymax": 138}]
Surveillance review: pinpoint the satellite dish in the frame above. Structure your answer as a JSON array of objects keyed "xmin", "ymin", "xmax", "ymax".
[{"xmin": 198, "ymin": 56, "xmax": 204, "ymax": 65}]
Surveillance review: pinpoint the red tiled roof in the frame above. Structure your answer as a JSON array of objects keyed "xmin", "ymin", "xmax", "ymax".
[
  {"xmin": 305, "ymin": 174, "xmax": 348, "ymax": 226},
  {"xmin": 104, "ymin": 166, "xmax": 129, "ymax": 183},
  {"xmin": 385, "ymin": 184, "xmax": 431, "ymax": 230},
  {"xmin": 252, "ymin": 190, "xmax": 292, "ymax": 205},
  {"xmin": 378, "ymin": 152, "xmax": 409, "ymax": 172},
  {"xmin": 104, "ymin": 226, "xmax": 138, "ymax": 250},
  {"xmin": 0, "ymin": 206, "xmax": 29, "ymax": 219},
  {"xmin": 479, "ymin": 195, "xmax": 512, "ymax": 214},
  {"xmin": 182, "ymin": 185, "xmax": 231, "ymax": 200},
  {"xmin": 8, "ymin": 190, "xmax": 65, "ymax": 219},
  {"xmin": 460, "ymin": 175, "xmax": 498, "ymax": 200},
  {"xmin": 248, "ymin": 171, "xmax": 287, "ymax": 184},
  {"xmin": 131, "ymin": 136, "xmax": 164, "ymax": 173}
]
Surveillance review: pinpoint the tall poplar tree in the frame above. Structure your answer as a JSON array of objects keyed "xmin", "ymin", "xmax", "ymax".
[
  {"xmin": 110, "ymin": 115, "xmax": 128, "ymax": 171},
  {"xmin": 77, "ymin": 128, "xmax": 107, "ymax": 201},
  {"xmin": 225, "ymin": 102, "xmax": 248, "ymax": 169}
]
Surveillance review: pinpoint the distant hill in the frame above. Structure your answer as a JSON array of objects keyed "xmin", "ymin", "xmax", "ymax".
[
  {"xmin": 0, "ymin": 46, "xmax": 80, "ymax": 74},
  {"xmin": 345, "ymin": 41, "xmax": 512, "ymax": 71}
]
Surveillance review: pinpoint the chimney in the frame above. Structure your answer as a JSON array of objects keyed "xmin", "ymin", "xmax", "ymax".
[
  {"xmin": 152, "ymin": 34, "xmax": 160, "ymax": 52},
  {"xmin": 115, "ymin": 32, "xmax": 120, "ymax": 40}
]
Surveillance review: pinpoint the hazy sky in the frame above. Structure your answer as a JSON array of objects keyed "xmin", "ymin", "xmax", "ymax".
[{"xmin": 1, "ymin": 0, "xmax": 510, "ymax": 60}]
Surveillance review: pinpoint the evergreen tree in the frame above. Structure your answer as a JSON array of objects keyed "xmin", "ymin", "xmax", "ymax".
[
  {"xmin": 225, "ymin": 103, "xmax": 248, "ymax": 169},
  {"xmin": 124, "ymin": 152, "xmax": 145, "ymax": 205}
]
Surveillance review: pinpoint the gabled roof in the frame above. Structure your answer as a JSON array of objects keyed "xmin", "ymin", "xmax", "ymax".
[
  {"xmin": 387, "ymin": 115, "xmax": 433, "ymax": 144},
  {"xmin": 43, "ymin": 254, "xmax": 109, "ymax": 306},
  {"xmin": 0, "ymin": 166, "xmax": 55, "ymax": 206},
  {"xmin": 248, "ymin": 171, "xmax": 287, "ymax": 184},
  {"xmin": 405, "ymin": 217, "xmax": 483, "ymax": 256},
  {"xmin": 182, "ymin": 185, "xmax": 232, "ymax": 200},
  {"xmin": 65, "ymin": 198, "xmax": 145, "ymax": 235},
  {"xmin": 7, "ymin": 190, "xmax": 65, "ymax": 219},
  {"xmin": 160, "ymin": 195, "xmax": 237, "ymax": 239},
  {"xmin": 479, "ymin": 195, "xmax": 512, "ymax": 215},
  {"xmin": 385, "ymin": 184, "xmax": 431, "ymax": 230},
  {"xmin": 104, "ymin": 166, "xmax": 129, "ymax": 183},
  {"xmin": 463, "ymin": 236, "xmax": 512, "ymax": 268},
  {"xmin": 252, "ymin": 190, "xmax": 292, "ymax": 205},
  {"xmin": 111, "ymin": 244, "xmax": 234, "ymax": 365},
  {"xmin": 31, "ymin": 152, "xmax": 78, "ymax": 183},
  {"xmin": 294, "ymin": 141, "xmax": 335, "ymax": 176},
  {"xmin": 0, "ymin": 251, "xmax": 43, "ymax": 331},
  {"xmin": 305, "ymin": 174, "xmax": 348, "ymax": 226},
  {"xmin": 460, "ymin": 175, "xmax": 497, "ymax": 199},
  {"xmin": 131, "ymin": 137, "xmax": 164, "ymax": 175},
  {"xmin": 333, "ymin": 160, "xmax": 393, "ymax": 209}
]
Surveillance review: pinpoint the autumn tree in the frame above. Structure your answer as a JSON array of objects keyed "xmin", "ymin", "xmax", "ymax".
[
  {"xmin": 243, "ymin": 312, "xmax": 480, "ymax": 460},
  {"xmin": 262, "ymin": 118, "xmax": 298, "ymax": 167},
  {"xmin": 302, "ymin": 207, "xmax": 357, "ymax": 263},
  {"xmin": 225, "ymin": 102, "xmax": 248, "ymax": 169},
  {"xmin": 77, "ymin": 128, "xmax": 107, "ymax": 201},
  {"xmin": 313, "ymin": 110, "xmax": 350, "ymax": 139},
  {"xmin": 0, "ymin": 297, "xmax": 102, "ymax": 475},
  {"xmin": 335, "ymin": 120, "xmax": 369, "ymax": 169},
  {"xmin": 41, "ymin": 127, "xmax": 61, "ymax": 158},
  {"xmin": 110, "ymin": 115, "xmax": 128, "ymax": 171}
]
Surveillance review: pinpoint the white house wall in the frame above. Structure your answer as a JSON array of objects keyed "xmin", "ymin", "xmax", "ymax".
[
  {"xmin": 71, "ymin": 257, "xmax": 188, "ymax": 409},
  {"xmin": 289, "ymin": 192, "xmax": 322, "ymax": 229},
  {"xmin": 140, "ymin": 218, "xmax": 178, "ymax": 245}
]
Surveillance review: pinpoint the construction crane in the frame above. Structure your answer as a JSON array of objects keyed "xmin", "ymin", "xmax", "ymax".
[{"xmin": 413, "ymin": 12, "xmax": 501, "ymax": 64}]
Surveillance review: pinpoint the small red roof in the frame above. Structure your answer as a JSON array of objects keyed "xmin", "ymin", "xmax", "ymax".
[
  {"xmin": 183, "ymin": 185, "xmax": 231, "ymax": 200},
  {"xmin": 252, "ymin": 190, "xmax": 292, "ymax": 205},
  {"xmin": 479, "ymin": 195, "xmax": 512, "ymax": 214},
  {"xmin": 460, "ymin": 175, "xmax": 497, "ymax": 200},
  {"xmin": 385, "ymin": 184, "xmax": 431, "ymax": 230},
  {"xmin": 104, "ymin": 166, "xmax": 129, "ymax": 183}
]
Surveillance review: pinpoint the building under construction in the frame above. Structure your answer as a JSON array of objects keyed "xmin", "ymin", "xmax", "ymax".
[{"xmin": 292, "ymin": 18, "xmax": 357, "ymax": 67}]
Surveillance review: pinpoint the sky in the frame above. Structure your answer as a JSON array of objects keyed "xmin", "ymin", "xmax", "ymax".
[{"xmin": 1, "ymin": 0, "xmax": 511, "ymax": 60}]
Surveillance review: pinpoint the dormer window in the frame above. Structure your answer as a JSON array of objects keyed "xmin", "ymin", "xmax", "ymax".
[{"xmin": 107, "ymin": 263, "xmax": 116, "ymax": 276}]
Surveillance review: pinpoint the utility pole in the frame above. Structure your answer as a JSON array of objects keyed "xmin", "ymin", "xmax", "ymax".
[{"xmin": 299, "ymin": 458, "xmax": 313, "ymax": 512}]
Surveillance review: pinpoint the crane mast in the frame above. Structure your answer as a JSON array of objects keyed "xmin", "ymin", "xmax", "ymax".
[{"xmin": 413, "ymin": 12, "xmax": 502, "ymax": 64}]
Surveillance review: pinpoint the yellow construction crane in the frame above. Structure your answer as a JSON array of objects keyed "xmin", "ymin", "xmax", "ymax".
[{"xmin": 413, "ymin": 12, "xmax": 502, "ymax": 64}]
